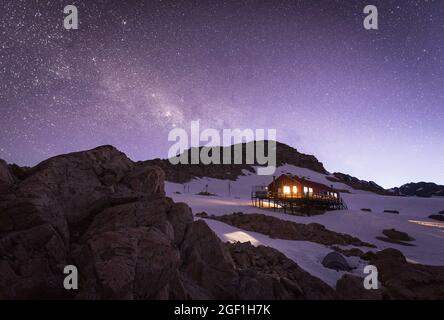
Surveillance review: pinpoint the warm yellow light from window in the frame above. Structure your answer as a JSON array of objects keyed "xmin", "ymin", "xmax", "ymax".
[
  {"xmin": 292, "ymin": 186, "xmax": 297, "ymax": 193},
  {"xmin": 283, "ymin": 186, "xmax": 291, "ymax": 194}
]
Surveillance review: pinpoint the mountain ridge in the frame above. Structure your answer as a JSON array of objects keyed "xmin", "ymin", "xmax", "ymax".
[
  {"xmin": 391, "ymin": 182, "xmax": 444, "ymax": 198},
  {"xmin": 142, "ymin": 140, "xmax": 328, "ymax": 183}
]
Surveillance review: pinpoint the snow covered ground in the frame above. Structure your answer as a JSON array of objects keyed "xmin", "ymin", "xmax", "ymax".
[
  {"xmin": 169, "ymin": 164, "xmax": 371, "ymax": 198},
  {"xmin": 165, "ymin": 164, "xmax": 444, "ymax": 286}
]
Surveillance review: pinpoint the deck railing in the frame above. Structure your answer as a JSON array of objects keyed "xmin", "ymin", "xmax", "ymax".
[
  {"xmin": 268, "ymin": 191, "xmax": 339, "ymax": 202},
  {"xmin": 251, "ymin": 188, "xmax": 347, "ymax": 212}
]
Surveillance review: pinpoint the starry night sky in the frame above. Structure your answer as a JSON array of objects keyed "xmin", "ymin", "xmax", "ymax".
[{"xmin": 1, "ymin": 0, "xmax": 443, "ymax": 188}]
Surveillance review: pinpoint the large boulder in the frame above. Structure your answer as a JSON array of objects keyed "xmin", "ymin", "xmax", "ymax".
[
  {"xmin": 321, "ymin": 252, "xmax": 352, "ymax": 271},
  {"xmin": 209, "ymin": 213, "xmax": 375, "ymax": 248},
  {"xmin": 0, "ymin": 146, "xmax": 182, "ymax": 299}
]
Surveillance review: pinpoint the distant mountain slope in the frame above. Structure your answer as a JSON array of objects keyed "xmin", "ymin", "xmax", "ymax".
[
  {"xmin": 142, "ymin": 141, "xmax": 328, "ymax": 183},
  {"xmin": 392, "ymin": 182, "xmax": 444, "ymax": 198},
  {"xmin": 326, "ymin": 172, "xmax": 393, "ymax": 196}
]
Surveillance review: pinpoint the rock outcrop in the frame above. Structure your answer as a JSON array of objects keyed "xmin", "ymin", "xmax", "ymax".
[
  {"xmin": 392, "ymin": 182, "xmax": 444, "ymax": 198},
  {"xmin": 321, "ymin": 252, "xmax": 352, "ymax": 271},
  {"xmin": 206, "ymin": 212, "xmax": 375, "ymax": 248}
]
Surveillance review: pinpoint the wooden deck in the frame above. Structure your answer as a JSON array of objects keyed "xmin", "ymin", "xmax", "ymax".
[{"xmin": 251, "ymin": 190, "xmax": 347, "ymax": 215}]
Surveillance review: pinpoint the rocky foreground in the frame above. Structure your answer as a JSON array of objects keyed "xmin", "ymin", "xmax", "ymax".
[
  {"xmin": 0, "ymin": 146, "xmax": 335, "ymax": 299},
  {"xmin": 1, "ymin": 146, "xmax": 444, "ymax": 299}
]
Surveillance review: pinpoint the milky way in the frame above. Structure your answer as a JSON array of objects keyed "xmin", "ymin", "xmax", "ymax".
[{"xmin": 1, "ymin": 0, "xmax": 443, "ymax": 187}]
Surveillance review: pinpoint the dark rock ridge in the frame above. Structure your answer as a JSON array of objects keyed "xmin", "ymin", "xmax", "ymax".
[
  {"xmin": 391, "ymin": 182, "xmax": 444, "ymax": 198},
  {"xmin": 326, "ymin": 172, "xmax": 392, "ymax": 195},
  {"xmin": 0, "ymin": 145, "xmax": 336, "ymax": 299},
  {"xmin": 376, "ymin": 228, "xmax": 415, "ymax": 246},
  {"xmin": 429, "ymin": 213, "xmax": 444, "ymax": 221},
  {"xmin": 200, "ymin": 212, "xmax": 375, "ymax": 248},
  {"xmin": 142, "ymin": 141, "xmax": 328, "ymax": 183}
]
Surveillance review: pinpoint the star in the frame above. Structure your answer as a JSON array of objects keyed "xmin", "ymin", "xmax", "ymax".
[{"xmin": 0, "ymin": 0, "xmax": 443, "ymax": 188}]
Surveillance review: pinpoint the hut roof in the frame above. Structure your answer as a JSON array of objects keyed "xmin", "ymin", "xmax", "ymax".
[{"xmin": 269, "ymin": 174, "xmax": 337, "ymax": 193}]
